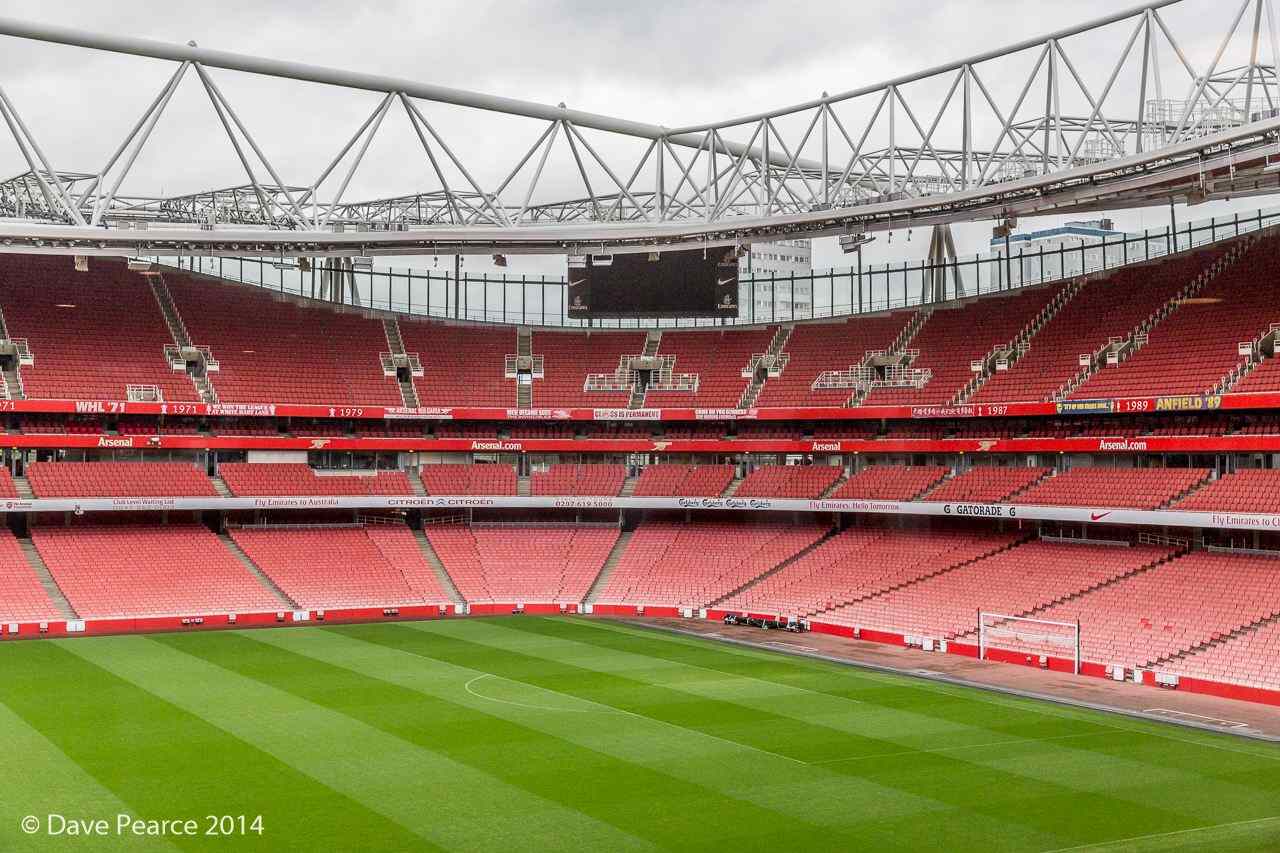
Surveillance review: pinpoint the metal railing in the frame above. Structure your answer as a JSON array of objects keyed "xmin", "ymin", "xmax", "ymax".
[{"xmin": 156, "ymin": 205, "xmax": 1280, "ymax": 330}]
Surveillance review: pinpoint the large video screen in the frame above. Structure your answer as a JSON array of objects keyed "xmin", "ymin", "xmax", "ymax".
[{"xmin": 566, "ymin": 248, "xmax": 739, "ymax": 318}]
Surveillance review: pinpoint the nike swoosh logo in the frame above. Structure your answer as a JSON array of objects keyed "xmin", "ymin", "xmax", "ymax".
[
  {"xmin": 569, "ymin": 280, "xmax": 586, "ymax": 287},
  {"xmin": 1090, "ymin": 511, "xmax": 1112, "ymax": 521},
  {"xmin": 717, "ymin": 277, "xmax": 736, "ymax": 286}
]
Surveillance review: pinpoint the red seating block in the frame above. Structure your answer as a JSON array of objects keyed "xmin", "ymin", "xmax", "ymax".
[
  {"xmin": 427, "ymin": 524, "xmax": 618, "ymax": 604},
  {"xmin": 0, "ymin": 529, "xmax": 60, "ymax": 623},
  {"xmin": 734, "ymin": 465, "xmax": 841, "ymax": 498},
  {"xmin": 828, "ymin": 465, "xmax": 948, "ymax": 500},
  {"xmin": 0, "ymin": 255, "xmax": 199, "ymax": 402},
  {"xmin": 26, "ymin": 462, "xmax": 216, "ymax": 498},
  {"xmin": 1011, "ymin": 467, "xmax": 1209, "ymax": 510},
  {"xmin": 35, "ymin": 524, "xmax": 283, "ymax": 617},
  {"xmin": 530, "ymin": 464, "xmax": 626, "ymax": 496},
  {"xmin": 231, "ymin": 525, "xmax": 450, "ymax": 609},
  {"xmin": 594, "ymin": 521, "xmax": 827, "ymax": 608},
  {"xmin": 419, "ymin": 463, "xmax": 517, "ymax": 495},
  {"xmin": 219, "ymin": 463, "xmax": 411, "ymax": 496},
  {"xmin": 632, "ymin": 464, "xmax": 734, "ymax": 497}
]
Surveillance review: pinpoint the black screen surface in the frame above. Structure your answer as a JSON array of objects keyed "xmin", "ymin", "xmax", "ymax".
[{"xmin": 567, "ymin": 249, "xmax": 739, "ymax": 318}]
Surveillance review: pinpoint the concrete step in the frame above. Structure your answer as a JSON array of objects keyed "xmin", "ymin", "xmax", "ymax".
[
  {"xmin": 398, "ymin": 378, "xmax": 420, "ymax": 407},
  {"xmin": 2, "ymin": 364, "xmax": 23, "ymax": 400},
  {"xmin": 517, "ymin": 477, "xmax": 532, "ymax": 496},
  {"xmin": 585, "ymin": 529, "xmax": 633, "ymax": 604},
  {"xmin": 13, "ymin": 475, "xmax": 34, "ymax": 500},
  {"xmin": 210, "ymin": 475, "xmax": 233, "ymax": 498},
  {"xmin": 406, "ymin": 468, "xmax": 427, "ymax": 496},
  {"xmin": 19, "ymin": 537, "xmax": 77, "ymax": 619},
  {"xmin": 218, "ymin": 533, "xmax": 297, "ymax": 608},
  {"xmin": 413, "ymin": 528, "xmax": 465, "ymax": 604}
]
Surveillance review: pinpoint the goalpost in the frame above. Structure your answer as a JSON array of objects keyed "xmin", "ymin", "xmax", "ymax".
[{"xmin": 978, "ymin": 612, "xmax": 1081, "ymax": 675}]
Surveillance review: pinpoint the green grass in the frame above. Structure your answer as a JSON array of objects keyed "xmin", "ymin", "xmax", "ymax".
[{"xmin": 0, "ymin": 617, "xmax": 1277, "ymax": 852}]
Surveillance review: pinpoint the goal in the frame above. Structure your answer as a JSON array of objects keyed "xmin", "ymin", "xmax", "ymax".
[{"xmin": 978, "ymin": 612, "xmax": 1081, "ymax": 674}]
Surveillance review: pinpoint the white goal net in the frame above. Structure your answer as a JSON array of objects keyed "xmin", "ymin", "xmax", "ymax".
[{"xmin": 978, "ymin": 612, "xmax": 1080, "ymax": 674}]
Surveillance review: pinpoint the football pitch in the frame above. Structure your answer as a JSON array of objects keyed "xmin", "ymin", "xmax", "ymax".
[{"xmin": 1, "ymin": 617, "xmax": 1277, "ymax": 852}]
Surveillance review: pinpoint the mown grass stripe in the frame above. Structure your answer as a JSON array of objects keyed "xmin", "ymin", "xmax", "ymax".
[
  {"xmin": 1, "ymin": 618, "xmax": 1276, "ymax": 853},
  {"xmin": 562, "ymin": 620, "xmax": 1280, "ymax": 840},
  {"xmin": 384, "ymin": 618, "xmax": 1262, "ymax": 851},
  {"xmin": 579, "ymin": 618, "xmax": 1280, "ymax": 759},
  {"xmin": 0, "ymin": 701, "xmax": 183, "ymax": 853},
  {"xmin": 170, "ymin": 627, "xmax": 860, "ymax": 851},
  {"xmin": 429, "ymin": 617, "xmax": 1088, "ymax": 749},
  {"xmin": 565, "ymin": 617, "xmax": 1280, "ymax": 804},
  {"xmin": 0, "ymin": 640, "xmax": 425, "ymax": 852},
  {"xmin": 261, "ymin": 625, "xmax": 957, "ymax": 844},
  {"xmin": 70, "ymin": 634, "xmax": 649, "ymax": 853}
]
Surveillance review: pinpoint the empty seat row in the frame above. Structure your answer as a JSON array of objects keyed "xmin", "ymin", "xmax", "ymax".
[
  {"xmin": 426, "ymin": 524, "xmax": 618, "ymax": 604},
  {"xmin": 631, "ymin": 463, "xmax": 735, "ymax": 497},
  {"xmin": 219, "ymin": 463, "xmax": 412, "ymax": 496},
  {"xmin": 35, "ymin": 524, "xmax": 283, "ymax": 617}
]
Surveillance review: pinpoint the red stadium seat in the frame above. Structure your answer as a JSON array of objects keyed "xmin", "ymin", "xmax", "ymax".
[
  {"xmin": 426, "ymin": 524, "xmax": 618, "ymax": 605},
  {"xmin": 35, "ymin": 524, "xmax": 283, "ymax": 617},
  {"xmin": 219, "ymin": 463, "xmax": 412, "ymax": 496}
]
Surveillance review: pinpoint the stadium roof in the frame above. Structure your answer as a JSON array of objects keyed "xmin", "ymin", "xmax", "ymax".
[{"xmin": 0, "ymin": 0, "xmax": 1278, "ymax": 256}]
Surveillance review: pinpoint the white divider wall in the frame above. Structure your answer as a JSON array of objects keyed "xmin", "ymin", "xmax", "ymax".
[{"xmin": 4, "ymin": 493, "xmax": 1278, "ymax": 531}]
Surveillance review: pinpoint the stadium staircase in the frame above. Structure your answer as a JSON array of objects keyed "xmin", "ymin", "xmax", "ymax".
[
  {"xmin": 1155, "ymin": 472, "xmax": 1215, "ymax": 509},
  {"xmin": 0, "ymin": 302, "xmax": 27, "ymax": 400},
  {"xmin": 1214, "ymin": 305, "xmax": 1280, "ymax": 395},
  {"xmin": 516, "ymin": 476, "xmax": 532, "ymax": 496},
  {"xmin": 627, "ymin": 331, "xmax": 663, "ymax": 408},
  {"xmin": 515, "ymin": 329, "xmax": 534, "ymax": 407},
  {"xmin": 411, "ymin": 528, "xmax": 465, "ymax": 605},
  {"xmin": 1149, "ymin": 610, "xmax": 1280, "ymax": 671},
  {"xmin": 217, "ymin": 532, "xmax": 298, "ymax": 608},
  {"xmin": 1055, "ymin": 237, "xmax": 1255, "ymax": 400},
  {"xmin": 2, "ymin": 362, "xmax": 23, "ymax": 400},
  {"xmin": 150, "ymin": 275, "xmax": 220, "ymax": 403},
  {"xmin": 738, "ymin": 325, "xmax": 792, "ymax": 408},
  {"xmin": 618, "ymin": 476, "xmax": 638, "ymax": 497},
  {"xmin": 807, "ymin": 531, "xmax": 1031, "ymax": 619},
  {"xmin": 847, "ymin": 308, "xmax": 931, "ymax": 406},
  {"xmin": 19, "ymin": 537, "xmax": 77, "ymax": 619},
  {"xmin": 708, "ymin": 526, "xmax": 840, "ymax": 607},
  {"xmin": 1215, "ymin": 325, "xmax": 1280, "ymax": 394},
  {"xmin": 584, "ymin": 529, "xmax": 635, "ymax": 604},
  {"xmin": 954, "ymin": 279, "xmax": 1086, "ymax": 405},
  {"xmin": 210, "ymin": 473, "xmax": 233, "ymax": 497},
  {"xmin": 722, "ymin": 477, "xmax": 744, "ymax": 497},
  {"xmin": 406, "ymin": 467, "xmax": 427, "ymax": 496},
  {"xmin": 818, "ymin": 475, "xmax": 849, "ymax": 498},
  {"xmin": 920, "ymin": 467, "xmax": 1053, "ymax": 502},
  {"xmin": 381, "ymin": 318, "xmax": 421, "ymax": 407},
  {"xmin": 13, "ymin": 475, "xmax": 34, "ymax": 500}
]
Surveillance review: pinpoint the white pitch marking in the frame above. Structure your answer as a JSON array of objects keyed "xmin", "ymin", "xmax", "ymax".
[
  {"xmin": 762, "ymin": 641, "xmax": 820, "ymax": 652},
  {"xmin": 1036, "ymin": 814, "xmax": 1280, "ymax": 853},
  {"xmin": 463, "ymin": 673, "xmax": 596, "ymax": 713},
  {"xmin": 1143, "ymin": 707, "xmax": 1249, "ymax": 729}
]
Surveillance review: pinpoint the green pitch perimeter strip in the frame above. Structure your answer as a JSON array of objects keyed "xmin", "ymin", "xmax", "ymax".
[{"xmin": 0, "ymin": 616, "xmax": 1276, "ymax": 852}]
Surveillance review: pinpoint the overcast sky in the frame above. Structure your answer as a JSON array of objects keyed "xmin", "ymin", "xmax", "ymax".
[{"xmin": 0, "ymin": 0, "xmax": 1272, "ymax": 275}]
